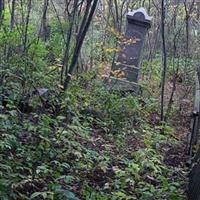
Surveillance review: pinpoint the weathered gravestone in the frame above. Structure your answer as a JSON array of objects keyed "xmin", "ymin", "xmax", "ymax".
[
  {"xmin": 109, "ymin": 7, "xmax": 152, "ymax": 92},
  {"xmin": 187, "ymin": 65, "xmax": 200, "ymax": 200},
  {"xmin": 187, "ymin": 65, "xmax": 200, "ymax": 156}
]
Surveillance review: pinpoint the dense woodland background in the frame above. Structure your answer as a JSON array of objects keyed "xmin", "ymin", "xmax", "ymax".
[{"xmin": 0, "ymin": 0, "xmax": 200, "ymax": 199}]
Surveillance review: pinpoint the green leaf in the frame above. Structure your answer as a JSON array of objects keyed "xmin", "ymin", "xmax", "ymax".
[
  {"xmin": 30, "ymin": 192, "xmax": 53, "ymax": 199},
  {"xmin": 30, "ymin": 192, "xmax": 44, "ymax": 199},
  {"xmin": 62, "ymin": 190, "xmax": 80, "ymax": 200}
]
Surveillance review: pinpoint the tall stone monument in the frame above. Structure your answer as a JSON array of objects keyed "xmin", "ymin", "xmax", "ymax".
[{"xmin": 109, "ymin": 8, "xmax": 152, "ymax": 92}]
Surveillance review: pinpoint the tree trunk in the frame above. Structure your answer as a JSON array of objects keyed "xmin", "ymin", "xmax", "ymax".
[
  {"xmin": 63, "ymin": 0, "xmax": 98, "ymax": 90},
  {"xmin": 160, "ymin": 0, "xmax": 167, "ymax": 122},
  {"xmin": 40, "ymin": 0, "xmax": 50, "ymax": 42},
  {"xmin": 0, "ymin": 0, "xmax": 4, "ymax": 24}
]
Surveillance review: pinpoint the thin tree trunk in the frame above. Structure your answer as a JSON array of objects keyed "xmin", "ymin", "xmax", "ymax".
[
  {"xmin": 40, "ymin": 0, "xmax": 49, "ymax": 42},
  {"xmin": 0, "ymin": 0, "xmax": 4, "ymax": 24},
  {"xmin": 23, "ymin": 0, "xmax": 32, "ymax": 53},
  {"xmin": 184, "ymin": 0, "xmax": 195, "ymax": 57},
  {"xmin": 64, "ymin": 0, "xmax": 98, "ymax": 89},
  {"xmin": 61, "ymin": 0, "xmax": 78, "ymax": 85},
  {"xmin": 160, "ymin": 0, "xmax": 167, "ymax": 122},
  {"xmin": 10, "ymin": 0, "xmax": 16, "ymax": 30}
]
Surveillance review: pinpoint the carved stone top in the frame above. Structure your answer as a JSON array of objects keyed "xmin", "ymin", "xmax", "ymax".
[{"xmin": 127, "ymin": 7, "xmax": 152, "ymax": 21}]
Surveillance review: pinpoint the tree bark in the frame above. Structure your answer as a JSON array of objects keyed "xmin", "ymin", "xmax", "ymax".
[
  {"xmin": 40, "ymin": 0, "xmax": 50, "ymax": 42},
  {"xmin": 10, "ymin": 0, "xmax": 16, "ymax": 30},
  {"xmin": 63, "ymin": 0, "xmax": 98, "ymax": 89},
  {"xmin": 160, "ymin": 0, "xmax": 167, "ymax": 122},
  {"xmin": 0, "ymin": 0, "xmax": 4, "ymax": 24}
]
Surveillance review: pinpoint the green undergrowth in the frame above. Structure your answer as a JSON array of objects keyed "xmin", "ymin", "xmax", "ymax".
[{"xmin": 0, "ymin": 72, "xmax": 186, "ymax": 200}]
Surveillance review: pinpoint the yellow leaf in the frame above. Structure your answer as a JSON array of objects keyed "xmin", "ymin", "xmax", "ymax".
[{"xmin": 111, "ymin": 70, "xmax": 126, "ymax": 78}]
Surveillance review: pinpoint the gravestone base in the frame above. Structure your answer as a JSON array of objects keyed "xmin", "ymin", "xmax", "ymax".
[{"xmin": 108, "ymin": 77, "xmax": 140, "ymax": 93}]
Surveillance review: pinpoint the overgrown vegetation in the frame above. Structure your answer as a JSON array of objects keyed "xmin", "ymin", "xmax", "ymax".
[
  {"xmin": 0, "ymin": 73, "xmax": 187, "ymax": 199},
  {"xmin": 0, "ymin": 0, "xmax": 199, "ymax": 199}
]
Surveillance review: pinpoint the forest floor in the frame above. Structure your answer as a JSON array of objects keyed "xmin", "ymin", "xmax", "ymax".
[{"xmin": 0, "ymin": 73, "xmax": 192, "ymax": 199}]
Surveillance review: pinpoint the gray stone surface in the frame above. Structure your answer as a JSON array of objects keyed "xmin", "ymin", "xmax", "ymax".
[{"xmin": 110, "ymin": 7, "xmax": 152, "ymax": 92}]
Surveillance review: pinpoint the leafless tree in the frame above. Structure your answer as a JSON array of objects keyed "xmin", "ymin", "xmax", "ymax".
[
  {"xmin": 62, "ymin": 0, "xmax": 99, "ymax": 89},
  {"xmin": 40, "ymin": 0, "xmax": 50, "ymax": 42},
  {"xmin": 160, "ymin": 0, "xmax": 167, "ymax": 122}
]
